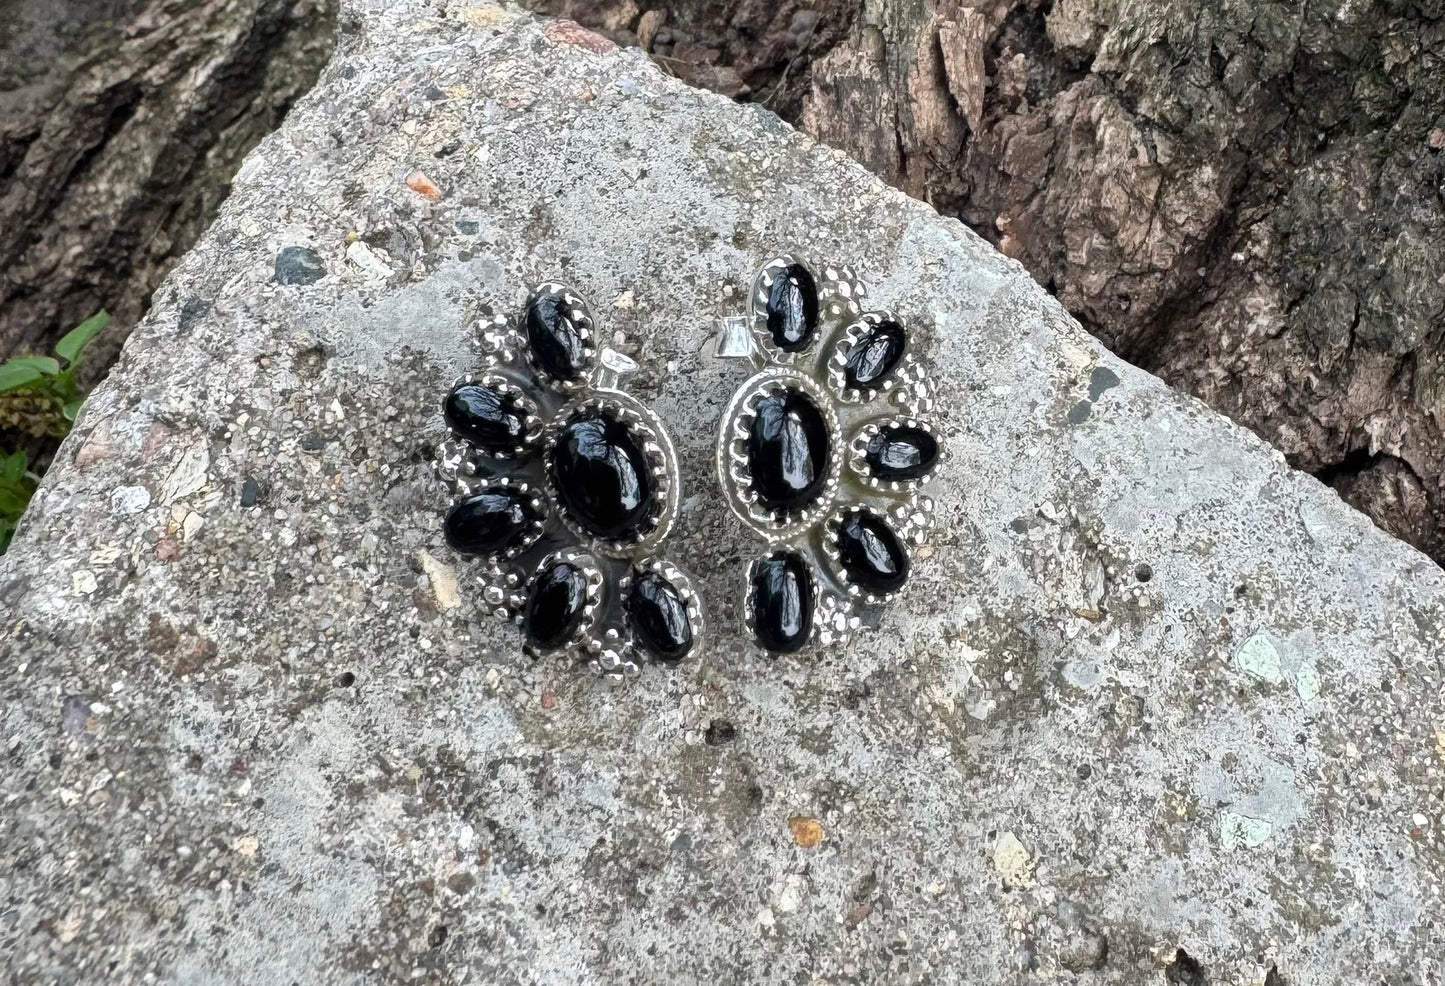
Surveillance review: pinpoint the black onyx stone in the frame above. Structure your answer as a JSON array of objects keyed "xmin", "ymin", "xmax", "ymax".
[
  {"xmin": 443, "ymin": 382, "xmax": 528, "ymax": 452},
  {"xmin": 765, "ymin": 263, "xmax": 820, "ymax": 351},
  {"xmin": 750, "ymin": 552, "xmax": 814, "ymax": 653},
  {"xmin": 836, "ymin": 512, "xmax": 909, "ymax": 593},
  {"xmin": 526, "ymin": 292, "xmax": 589, "ymax": 381},
  {"xmin": 443, "ymin": 488, "xmax": 536, "ymax": 556},
  {"xmin": 628, "ymin": 571, "xmax": 693, "ymax": 663},
  {"xmin": 523, "ymin": 561, "xmax": 589, "ymax": 649},
  {"xmin": 844, "ymin": 319, "xmax": 906, "ymax": 390},
  {"xmin": 864, "ymin": 424, "xmax": 939, "ymax": 481},
  {"xmin": 747, "ymin": 390, "xmax": 830, "ymax": 510},
  {"xmin": 550, "ymin": 410, "xmax": 656, "ymax": 540}
]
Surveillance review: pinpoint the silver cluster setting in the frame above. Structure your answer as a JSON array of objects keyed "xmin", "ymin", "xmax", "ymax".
[
  {"xmin": 717, "ymin": 254, "xmax": 942, "ymax": 654},
  {"xmin": 436, "ymin": 283, "xmax": 703, "ymax": 679}
]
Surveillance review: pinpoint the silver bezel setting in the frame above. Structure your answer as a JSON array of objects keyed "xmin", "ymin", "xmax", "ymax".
[
  {"xmin": 719, "ymin": 254, "xmax": 941, "ymax": 654},
  {"xmin": 748, "ymin": 254, "xmax": 815, "ymax": 365},
  {"xmin": 525, "ymin": 282, "xmax": 598, "ymax": 392},
  {"xmin": 718, "ymin": 367, "xmax": 845, "ymax": 542},
  {"xmin": 819, "ymin": 505, "xmax": 912, "ymax": 605},
  {"xmin": 748, "ymin": 256, "xmax": 870, "ymax": 365},
  {"xmin": 618, "ymin": 557, "xmax": 705, "ymax": 667},
  {"xmin": 827, "ymin": 310, "xmax": 905, "ymax": 405},
  {"xmin": 542, "ymin": 391, "xmax": 681, "ymax": 559},
  {"xmin": 444, "ymin": 371, "xmax": 544, "ymax": 458},
  {"xmin": 516, "ymin": 548, "xmax": 605, "ymax": 658},
  {"xmin": 741, "ymin": 549, "xmax": 859, "ymax": 653},
  {"xmin": 847, "ymin": 415, "xmax": 944, "ymax": 491},
  {"xmin": 441, "ymin": 476, "xmax": 550, "ymax": 562}
]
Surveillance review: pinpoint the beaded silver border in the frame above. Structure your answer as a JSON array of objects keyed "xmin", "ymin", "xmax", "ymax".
[
  {"xmin": 473, "ymin": 308, "xmax": 518, "ymax": 362},
  {"xmin": 883, "ymin": 489, "xmax": 937, "ymax": 549},
  {"xmin": 516, "ymin": 548, "xmax": 605, "ymax": 658},
  {"xmin": 818, "ymin": 505, "xmax": 913, "ymax": 605},
  {"xmin": 435, "ymin": 435, "xmax": 478, "ymax": 492},
  {"xmin": 524, "ymin": 282, "xmax": 598, "ymax": 392},
  {"xmin": 885, "ymin": 355, "xmax": 937, "ymax": 417},
  {"xmin": 542, "ymin": 391, "xmax": 681, "ymax": 559},
  {"xmin": 747, "ymin": 256, "xmax": 869, "ymax": 365},
  {"xmin": 817, "ymin": 262, "xmax": 869, "ymax": 322},
  {"xmin": 443, "ymin": 371, "xmax": 544, "ymax": 458},
  {"xmin": 718, "ymin": 367, "xmax": 845, "ymax": 542},
  {"xmin": 617, "ymin": 557, "xmax": 705, "ymax": 666},
  {"xmin": 847, "ymin": 415, "xmax": 944, "ymax": 491},
  {"xmin": 826, "ymin": 311, "xmax": 907, "ymax": 405},
  {"xmin": 441, "ymin": 477, "xmax": 550, "ymax": 561}
]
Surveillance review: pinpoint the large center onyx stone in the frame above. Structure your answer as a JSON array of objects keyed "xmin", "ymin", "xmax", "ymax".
[
  {"xmin": 443, "ymin": 487, "xmax": 538, "ymax": 556},
  {"xmin": 764, "ymin": 263, "xmax": 820, "ymax": 352},
  {"xmin": 549, "ymin": 409, "xmax": 656, "ymax": 541},
  {"xmin": 523, "ymin": 560, "xmax": 589, "ymax": 650},
  {"xmin": 836, "ymin": 512, "xmax": 910, "ymax": 593},
  {"xmin": 865, "ymin": 424, "xmax": 939, "ymax": 481},
  {"xmin": 443, "ymin": 381, "xmax": 529, "ymax": 452},
  {"xmin": 627, "ymin": 571, "xmax": 693, "ymax": 663},
  {"xmin": 750, "ymin": 551, "xmax": 814, "ymax": 653},
  {"xmin": 844, "ymin": 319, "xmax": 906, "ymax": 390},
  {"xmin": 526, "ymin": 292, "xmax": 589, "ymax": 382},
  {"xmin": 747, "ymin": 389, "xmax": 831, "ymax": 511}
]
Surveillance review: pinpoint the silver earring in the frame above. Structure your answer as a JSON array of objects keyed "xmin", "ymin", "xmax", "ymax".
[
  {"xmin": 436, "ymin": 283, "xmax": 702, "ymax": 679},
  {"xmin": 715, "ymin": 255, "xmax": 940, "ymax": 653}
]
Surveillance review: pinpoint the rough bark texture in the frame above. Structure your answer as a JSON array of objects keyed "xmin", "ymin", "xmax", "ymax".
[
  {"xmin": 524, "ymin": 0, "xmax": 1445, "ymax": 565},
  {"xmin": 524, "ymin": 0, "xmax": 862, "ymax": 113},
  {"xmin": 0, "ymin": 0, "xmax": 338, "ymax": 369}
]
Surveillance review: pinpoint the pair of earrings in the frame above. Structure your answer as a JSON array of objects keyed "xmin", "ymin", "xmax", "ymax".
[{"xmin": 434, "ymin": 254, "xmax": 940, "ymax": 679}]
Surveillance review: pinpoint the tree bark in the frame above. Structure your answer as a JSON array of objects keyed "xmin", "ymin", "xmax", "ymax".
[
  {"xmin": 0, "ymin": 0, "xmax": 337, "ymax": 369},
  {"xmin": 527, "ymin": 0, "xmax": 1445, "ymax": 564}
]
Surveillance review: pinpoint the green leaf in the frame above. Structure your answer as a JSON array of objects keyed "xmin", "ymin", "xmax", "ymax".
[
  {"xmin": 1, "ymin": 450, "xmax": 26, "ymax": 483},
  {"xmin": 0, "ymin": 362, "xmax": 45, "ymax": 392},
  {"xmin": 0, "ymin": 351, "xmax": 62, "ymax": 384},
  {"xmin": 0, "ymin": 487, "xmax": 31, "ymax": 516},
  {"xmin": 55, "ymin": 310, "xmax": 110, "ymax": 365},
  {"xmin": 8, "ymin": 355, "xmax": 62, "ymax": 373},
  {"xmin": 62, "ymin": 398, "xmax": 85, "ymax": 422}
]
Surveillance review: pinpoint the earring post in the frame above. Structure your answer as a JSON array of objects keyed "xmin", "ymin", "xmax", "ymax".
[
  {"xmin": 594, "ymin": 347, "xmax": 639, "ymax": 390},
  {"xmin": 715, "ymin": 315, "xmax": 756, "ymax": 359}
]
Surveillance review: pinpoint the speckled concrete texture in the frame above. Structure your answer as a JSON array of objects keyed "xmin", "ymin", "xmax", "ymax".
[{"xmin": 2, "ymin": 4, "xmax": 1443, "ymax": 984}]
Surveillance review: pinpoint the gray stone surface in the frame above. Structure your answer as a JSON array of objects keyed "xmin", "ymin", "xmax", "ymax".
[{"xmin": 2, "ymin": 4, "xmax": 1443, "ymax": 984}]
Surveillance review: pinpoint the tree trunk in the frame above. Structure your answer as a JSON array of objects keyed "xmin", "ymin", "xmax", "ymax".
[
  {"xmin": 527, "ymin": 0, "xmax": 1445, "ymax": 565},
  {"xmin": 0, "ymin": 0, "xmax": 337, "ymax": 370}
]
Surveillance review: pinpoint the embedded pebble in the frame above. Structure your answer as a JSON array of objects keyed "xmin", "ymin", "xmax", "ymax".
[
  {"xmin": 992, "ymin": 832, "xmax": 1032, "ymax": 887},
  {"xmin": 110, "ymin": 486, "xmax": 151, "ymax": 516},
  {"xmin": 274, "ymin": 246, "xmax": 325, "ymax": 285}
]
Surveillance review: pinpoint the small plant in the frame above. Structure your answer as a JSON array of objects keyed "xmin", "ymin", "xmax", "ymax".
[
  {"xmin": 0, "ymin": 450, "xmax": 38, "ymax": 555},
  {"xmin": 0, "ymin": 310, "xmax": 109, "ymax": 554},
  {"xmin": 0, "ymin": 311, "xmax": 109, "ymax": 430}
]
